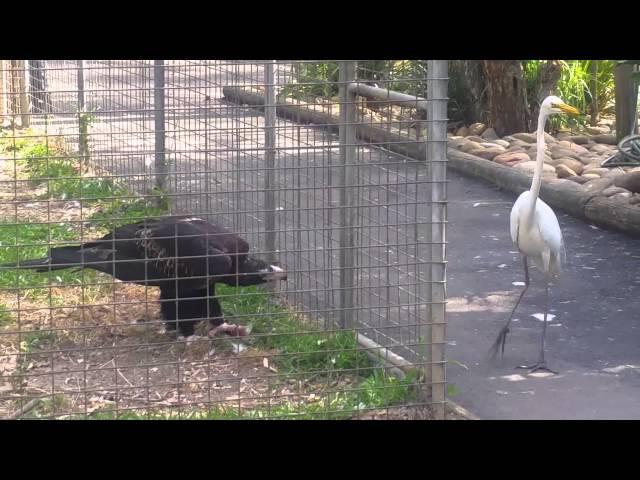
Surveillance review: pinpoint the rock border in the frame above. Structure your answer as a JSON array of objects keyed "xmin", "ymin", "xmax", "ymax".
[{"xmin": 448, "ymin": 148, "xmax": 640, "ymax": 237}]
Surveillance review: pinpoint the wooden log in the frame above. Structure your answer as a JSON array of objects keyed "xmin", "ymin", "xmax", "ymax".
[
  {"xmin": 539, "ymin": 180, "xmax": 591, "ymax": 219},
  {"xmin": 590, "ymin": 134, "xmax": 617, "ymax": 145},
  {"xmin": 583, "ymin": 196, "xmax": 640, "ymax": 237}
]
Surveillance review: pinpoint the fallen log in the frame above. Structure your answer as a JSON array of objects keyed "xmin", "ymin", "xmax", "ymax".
[{"xmin": 223, "ymin": 86, "xmax": 425, "ymax": 160}]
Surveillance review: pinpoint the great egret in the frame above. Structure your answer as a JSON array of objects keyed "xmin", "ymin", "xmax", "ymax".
[{"xmin": 489, "ymin": 95, "xmax": 579, "ymax": 374}]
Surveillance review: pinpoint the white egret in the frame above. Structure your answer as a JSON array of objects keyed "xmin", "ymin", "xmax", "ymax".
[{"xmin": 489, "ymin": 95, "xmax": 579, "ymax": 374}]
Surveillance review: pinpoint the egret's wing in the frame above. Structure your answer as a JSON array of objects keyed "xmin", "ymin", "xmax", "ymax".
[
  {"xmin": 535, "ymin": 200, "xmax": 564, "ymax": 253},
  {"xmin": 510, "ymin": 208, "xmax": 520, "ymax": 246},
  {"xmin": 510, "ymin": 191, "xmax": 531, "ymax": 246},
  {"xmin": 535, "ymin": 199, "xmax": 565, "ymax": 272}
]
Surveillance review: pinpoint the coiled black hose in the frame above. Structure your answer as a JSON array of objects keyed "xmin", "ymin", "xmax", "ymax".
[{"xmin": 601, "ymin": 134, "xmax": 640, "ymax": 167}]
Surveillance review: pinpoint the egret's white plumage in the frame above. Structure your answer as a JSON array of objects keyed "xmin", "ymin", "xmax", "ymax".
[
  {"xmin": 510, "ymin": 190, "xmax": 566, "ymax": 276},
  {"xmin": 490, "ymin": 95, "xmax": 579, "ymax": 374}
]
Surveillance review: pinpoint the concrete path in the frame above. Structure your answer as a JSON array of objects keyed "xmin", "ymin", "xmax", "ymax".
[{"xmin": 446, "ymin": 168, "xmax": 640, "ymax": 419}]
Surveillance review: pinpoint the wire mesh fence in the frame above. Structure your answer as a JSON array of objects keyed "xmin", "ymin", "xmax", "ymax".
[{"xmin": 0, "ymin": 60, "xmax": 448, "ymax": 420}]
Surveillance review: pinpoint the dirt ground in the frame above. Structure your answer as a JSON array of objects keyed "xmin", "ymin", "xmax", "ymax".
[
  {"xmin": 3, "ymin": 330, "xmax": 465, "ymax": 419},
  {"xmin": 0, "ymin": 152, "xmax": 456, "ymax": 420}
]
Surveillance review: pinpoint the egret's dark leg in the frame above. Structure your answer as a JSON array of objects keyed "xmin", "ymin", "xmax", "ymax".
[
  {"xmin": 517, "ymin": 283, "xmax": 557, "ymax": 374},
  {"xmin": 488, "ymin": 256, "xmax": 529, "ymax": 359}
]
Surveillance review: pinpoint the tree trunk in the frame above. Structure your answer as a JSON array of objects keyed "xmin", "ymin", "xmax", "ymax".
[
  {"xmin": 481, "ymin": 60, "xmax": 530, "ymax": 136},
  {"xmin": 615, "ymin": 62, "xmax": 638, "ymax": 141},
  {"xmin": 529, "ymin": 60, "xmax": 562, "ymax": 129},
  {"xmin": 449, "ymin": 60, "xmax": 487, "ymax": 124}
]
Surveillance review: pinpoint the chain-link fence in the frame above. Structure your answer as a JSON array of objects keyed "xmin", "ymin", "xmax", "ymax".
[{"xmin": 0, "ymin": 60, "xmax": 448, "ymax": 420}]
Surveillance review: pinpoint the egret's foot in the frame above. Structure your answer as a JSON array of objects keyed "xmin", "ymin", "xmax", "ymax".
[{"xmin": 516, "ymin": 361, "xmax": 558, "ymax": 375}]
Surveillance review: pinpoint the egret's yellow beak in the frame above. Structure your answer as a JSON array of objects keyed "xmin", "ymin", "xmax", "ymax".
[{"xmin": 556, "ymin": 103, "xmax": 580, "ymax": 115}]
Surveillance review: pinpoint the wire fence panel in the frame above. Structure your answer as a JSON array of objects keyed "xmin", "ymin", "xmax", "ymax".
[{"xmin": 0, "ymin": 60, "xmax": 448, "ymax": 420}]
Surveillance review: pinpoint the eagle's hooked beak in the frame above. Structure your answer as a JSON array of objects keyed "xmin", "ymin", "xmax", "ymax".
[{"xmin": 261, "ymin": 263, "xmax": 288, "ymax": 281}]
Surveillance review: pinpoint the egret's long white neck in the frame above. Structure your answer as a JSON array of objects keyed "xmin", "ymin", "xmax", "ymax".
[{"xmin": 525, "ymin": 109, "xmax": 549, "ymax": 225}]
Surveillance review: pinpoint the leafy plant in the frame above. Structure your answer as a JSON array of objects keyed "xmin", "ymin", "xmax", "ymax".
[
  {"xmin": 280, "ymin": 61, "xmax": 428, "ymax": 102},
  {"xmin": 523, "ymin": 59, "xmax": 616, "ymax": 129},
  {"xmin": 280, "ymin": 62, "xmax": 340, "ymax": 101}
]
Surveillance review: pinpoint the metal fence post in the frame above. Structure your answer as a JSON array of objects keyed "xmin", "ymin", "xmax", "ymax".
[
  {"xmin": 338, "ymin": 61, "xmax": 357, "ymax": 330},
  {"xmin": 7, "ymin": 61, "xmax": 18, "ymax": 118},
  {"xmin": 16, "ymin": 60, "xmax": 30, "ymax": 128},
  {"xmin": 426, "ymin": 60, "xmax": 448, "ymax": 419},
  {"xmin": 264, "ymin": 61, "xmax": 277, "ymax": 265},
  {"xmin": 77, "ymin": 60, "xmax": 88, "ymax": 166},
  {"xmin": 0, "ymin": 61, "xmax": 6, "ymax": 119},
  {"xmin": 153, "ymin": 60, "xmax": 168, "ymax": 196}
]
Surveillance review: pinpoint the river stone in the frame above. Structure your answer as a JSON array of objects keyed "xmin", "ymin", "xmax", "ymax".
[
  {"xmin": 589, "ymin": 143, "xmax": 612, "ymax": 154},
  {"xmin": 480, "ymin": 142, "xmax": 503, "ymax": 149},
  {"xmin": 492, "ymin": 139, "xmax": 510, "ymax": 148},
  {"xmin": 556, "ymin": 165, "xmax": 578, "ymax": 178},
  {"xmin": 513, "ymin": 161, "xmax": 556, "ymax": 176},
  {"xmin": 471, "ymin": 147, "xmax": 506, "ymax": 160},
  {"xmin": 461, "ymin": 141, "xmax": 484, "ymax": 153},
  {"xmin": 468, "ymin": 123, "xmax": 487, "ymax": 136},
  {"xmin": 557, "ymin": 158, "xmax": 584, "ymax": 175},
  {"xmin": 583, "ymin": 167, "xmax": 610, "ymax": 177},
  {"xmin": 512, "ymin": 132, "xmax": 537, "ymax": 143},
  {"xmin": 550, "ymin": 146, "xmax": 583, "ymax": 161},
  {"xmin": 449, "ymin": 138, "xmax": 470, "ymax": 149},
  {"xmin": 481, "ymin": 127, "xmax": 499, "ymax": 140},
  {"xmin": 456, "ymin": 126, "xmax": 469, "ymax": 137},
  {"xmin": 506, "ymin": 145, "xmax": 527, "ymax": 153},
  {"xmin": 493, "ymin": 152, "xmax": 530, "ymax": 167}
]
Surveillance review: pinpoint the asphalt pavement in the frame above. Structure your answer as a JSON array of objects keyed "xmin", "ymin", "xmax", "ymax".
[{"xmin": 446, "ymin": 168, "xmax": 640, "ymax": 419}]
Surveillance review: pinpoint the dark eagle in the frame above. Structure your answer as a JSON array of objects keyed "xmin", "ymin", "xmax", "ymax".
[{"xmin": 1, "ymin": 216, "xmax": 287, "ymax": 337}]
